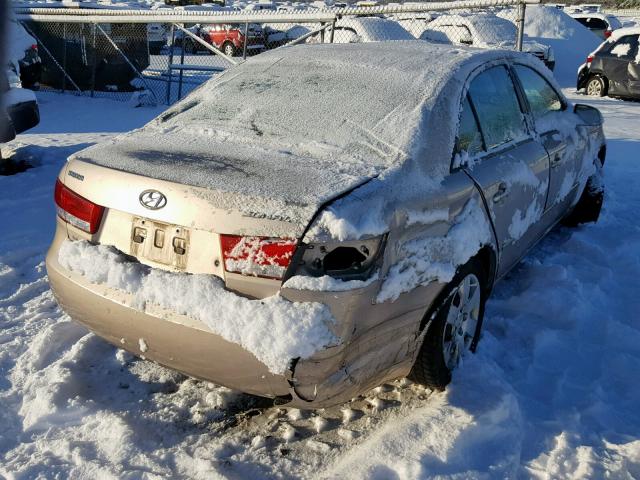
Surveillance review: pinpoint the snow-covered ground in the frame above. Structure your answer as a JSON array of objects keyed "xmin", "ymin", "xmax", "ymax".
[{"xmin": 1, "ymin": 89, "xmax": 639, "ymax": 478}]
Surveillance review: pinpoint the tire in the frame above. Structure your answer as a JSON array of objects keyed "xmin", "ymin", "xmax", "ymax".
[
  {"xmin": 408, "ymin": 256, "xmax": 488, "ymax": 390},
  {"xmin": 184, "ymin": 40, "xmax": 195, "ymax": 54},
  {"xmin": 586, "ymin": 75, "xmax": 607, "ymax": 97},
  {"xmin": 223, "ymin": 42, "xmax": 236, "ymax": 57},
  {"xmin": 563, "ymin": 170, "xmax": 604, "ymax": 227}
]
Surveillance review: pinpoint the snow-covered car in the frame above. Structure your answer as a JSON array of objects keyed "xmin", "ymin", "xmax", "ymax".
[
  {"xmin": 310, "ymin": 16, "xmax": 414, "ymax": 43},
  {"xmin": 392, "ymin": 13, "xmax": 435, "ymax": 38},
  {"xmin": 265, "ymin": 25, "xmax": 310, "ymax": 49},
  {"xmin": 577, "ymin": 27, "xmax": 640, "ymax": 98},
  {"xmin": 1, "ymin": 72, "xmax": 40, "ymax": 144},
  {"xmin": 571, "ymin": 13, "xmax": 622, "ymax": 39},
  {"xmin": 46, "ymin": 42, "xmax": 605, "ymax": 408},
  {"xmin": 421, "ymin": 14, "xmax": 556, "ymax": 70},
  {"xmin": 244, "ymin": 1, "xmax": 276, "ymax": 11}
]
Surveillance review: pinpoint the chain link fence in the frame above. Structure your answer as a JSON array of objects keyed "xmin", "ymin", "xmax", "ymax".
[{"xmin": 14, "ymin": 0, "xmax": 534, "ymax": 105}]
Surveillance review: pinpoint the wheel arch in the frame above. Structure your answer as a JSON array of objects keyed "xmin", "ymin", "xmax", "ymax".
[
  {"xmin": 598, "ymin": 143, "xmax": 607, "ymax": 167},
  {"xmin": 416, "ymin": 245, "xmax": 496, "ymax": 334},
  {"xmin": 589, "ymin": 72, "xmax": 609, "ymax": 93}
]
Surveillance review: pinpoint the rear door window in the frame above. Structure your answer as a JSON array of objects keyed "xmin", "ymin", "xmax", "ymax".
[
  {"xmin": 608, "ymin": 35, "xmax": 639, "ymax": 60},
  {"xmin": 454, "ymin": 96, "xmax": 484, "ymax": 165},
  {"xmin": 514, "ymin": 65, "xmax": 563, "ymax": 121},
  {"xmin": 468, "ymin": 66, "xmax": 527, "ymax": 150}
]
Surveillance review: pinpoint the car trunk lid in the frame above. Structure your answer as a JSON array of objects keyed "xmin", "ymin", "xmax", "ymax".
[{"xmin": 69, "ymin": 133, "xmax": 384, "ymax": 235}]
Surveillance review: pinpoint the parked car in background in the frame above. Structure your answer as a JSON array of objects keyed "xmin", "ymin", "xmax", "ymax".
[
  {"xmin": 393, "ymin": 12, "xmax": 435, "ymax": 38},
  {"xmin": 181, "ymin": 23, "xmax": 266, "ymax": 56},
  {"xmin": 421, "ymin": 14, "xmax": 556, "ymax": 70},
  {"xmin": 244, "ymin": 1, "xmax": 276, "ymax": 11},
  {"xmin": 47, "ymin": 42, "xmax": 605, "ymax": 408},
  {"xmin": 1, "ymin": 71, "xmax": 40, "ymax": 144},
  {"xmin": 147, "ymin": 23, "xmax": 168, "ymax": 54},
  {"xmin": 265, "ymin": 24, "xmax": 310, "ymax": 49},
  {"xmin": 311, "ymin": 16, "xmax": 414, "ymax": 43},
  {"xmin": 577, "ymin": 27, "xmax": 640, "ymax": 98},
  {"xmin": 9, "ymin": 19, "xmax": 42, "ymax": 90},
  {"xmin": 571, "ymin": 13, "xmax": 622, "ymax": 39}
]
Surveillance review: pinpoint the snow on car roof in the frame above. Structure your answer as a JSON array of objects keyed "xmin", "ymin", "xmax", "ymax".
[
  {"xmin": 425, "ymin": 13, "xmax": 517, "ymax": 46},
  {"xmin": 609, "ymin": 26, "xmax": 640, "ymax": 40},
  {"xmin": 335, "ymin": 16, "xmax": 414, "ymax": 42},
  {"xmin": 73, "ymin": 41, "xmax": 526, "ymax": 228}
]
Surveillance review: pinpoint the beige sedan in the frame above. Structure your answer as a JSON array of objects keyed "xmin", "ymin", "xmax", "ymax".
[{"xmin": 47, "ymin": 41, "xmax": 605, "ymax": 408}]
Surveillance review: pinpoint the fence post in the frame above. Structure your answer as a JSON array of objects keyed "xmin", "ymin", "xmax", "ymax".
[
  {"xmin": 516, "ymin": 1, "xmax": 526, "ymax": 52},
  {"xmin": 242, "ymin": 22, "xmax": 248, "ymax": 60},
  {"xmin": 167, "ymin": 24, "xmax": 175, "ymax": 105},
  {"xmin": 90, "ymin": 22, "xmax": 97, "ymax": 97},
  {"xmin": 178, "ymin": 34, "xmax": 185, "ymax": 101},
  {"xmin": 62, "ymin": 23, "xmax": 67, "ymax": 93},
  {"xmin": 329, "ymin": 18, "xmax": 336, "ymax": 43}
]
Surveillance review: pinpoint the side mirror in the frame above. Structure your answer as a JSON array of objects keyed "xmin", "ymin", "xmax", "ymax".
[{"xmin": 574, "ymin": 103, "xmax": 603, "ymax": 125}]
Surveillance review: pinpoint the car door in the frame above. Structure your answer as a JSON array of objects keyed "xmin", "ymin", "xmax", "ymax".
[
  {"xmin": 455, "ymin": 65, "xmax": 550, "ymax": 276},
  {"xmin": 512, "ymin": 64, "xmax": 584, "ymax": 222},
  {"xmin": 621, "ymin": 34, "xmax": 640, "ymax": 96},
  {"xmin": 599, "ymin": 34, "xmax": 638, "ymax": 95}
]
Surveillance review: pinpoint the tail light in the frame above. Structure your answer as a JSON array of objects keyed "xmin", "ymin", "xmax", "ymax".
[
  {"xmin": 54, "ymin": 179, "xmax": 104, "ymax": 234},
  {"xmin": 604, "ymin": 30, "xmax": 612, "ymax": 38},
  {"xmin": 586, "ymin": 55, "xmax": 594, "ymax": 65},
  {"xmin": 220, "ymin": 235, "xmax": 297, "ymax": 280}
]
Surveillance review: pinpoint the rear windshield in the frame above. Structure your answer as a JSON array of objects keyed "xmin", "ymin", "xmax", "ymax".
[{"xmin": 154, "ymin": 47, "xmax": 428, "ymax": 166}]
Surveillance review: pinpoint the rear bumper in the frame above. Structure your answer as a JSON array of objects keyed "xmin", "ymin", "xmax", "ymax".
[
  {"xmin": 46, "ymin": 221, "xmax": 441, "ymax": 408},
  {"xmin": 577, "ymin": 64, "xmax": 590, "ymax": 90},
  {"xmin": 6, "ymin": 100, "xmax": 40, "ymax": 136}
]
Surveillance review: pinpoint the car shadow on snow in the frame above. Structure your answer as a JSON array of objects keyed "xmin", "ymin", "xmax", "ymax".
[{"xmin": 0, "ymin": 143, "xmax": 93, "ymax": 176}]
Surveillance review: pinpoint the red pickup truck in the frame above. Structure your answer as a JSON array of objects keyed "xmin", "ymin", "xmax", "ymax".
[{"xmin": 185, "ymin": 23, "xmax": 266, "ymax": 56}]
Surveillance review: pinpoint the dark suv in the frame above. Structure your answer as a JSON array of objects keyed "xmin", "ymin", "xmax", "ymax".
[{"xmin": 577, "ymin": 28, "xmax": 640, "ymax": 99}]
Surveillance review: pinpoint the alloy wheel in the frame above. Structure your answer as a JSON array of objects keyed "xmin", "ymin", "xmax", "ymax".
[
  {"xmin": 442, "ymin": 273, "xmax": 481, "ymax": 370},
  {"xmin": 587, "ymin": 78, "xmax": 603, "ymax": 96}
]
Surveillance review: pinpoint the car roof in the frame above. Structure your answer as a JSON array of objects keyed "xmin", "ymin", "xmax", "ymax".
[
  {"xmin": 571, "ymin": 12, "xmax": 609, "ymax": 20},
  {"xmin": 608, "ymin": 26, "xmax": 640, "ymax": 40},
  {"xmin": 428, "ymin": 13, "xmax": 510, "ymax": 28}
]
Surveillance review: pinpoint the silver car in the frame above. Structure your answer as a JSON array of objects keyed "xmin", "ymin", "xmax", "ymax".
[{"xmin": 46, "ymin": 42, "xmax": 605, "ymax": 408}]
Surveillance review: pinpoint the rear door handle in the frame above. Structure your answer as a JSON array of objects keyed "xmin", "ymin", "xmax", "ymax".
[
  {"xmin": 493, "ymin": 183, "xmax": 509, "ymax": 203},
  {"xmin": 549, "ymin": 143, "xmax": 566, "ymax": 169},
  {"xmin": 551, "ymin": 154, "xmax": 563, "ymax": 168}
]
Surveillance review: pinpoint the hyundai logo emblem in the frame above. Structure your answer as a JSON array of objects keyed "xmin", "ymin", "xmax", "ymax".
[{"xmin": 139, "ymin": 190, "xmax": 167, "ymax": 210}]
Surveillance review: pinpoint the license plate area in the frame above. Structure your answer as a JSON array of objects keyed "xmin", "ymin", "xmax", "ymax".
[{"xmin": 130, "ymin": 217, "xmax": 190, "ymax": 270}]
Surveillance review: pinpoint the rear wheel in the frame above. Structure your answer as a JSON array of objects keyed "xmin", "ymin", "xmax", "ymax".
[
  {"xmin": 223, "ymin": 42, "xmax": 236, "ymax": 57},
  {"xmin": 563, "ymin": 170, "xmax": 604, "ymax": 227},
  {"xmin": 408, "ymin": 257, "xmax": 487, "ymax": 390},
  {"xmin": 183, "ymin": 39, "xmax": 196, "ymax": 54},
  {"xmin": 586, "ymin": 75, "xmax": 607, "ymax": 97}
]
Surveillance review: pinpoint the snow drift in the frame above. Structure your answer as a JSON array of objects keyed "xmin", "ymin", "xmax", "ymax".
[{"xmin": 523, "ymin": 5, "xmax": 602, "ymax": 87}]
